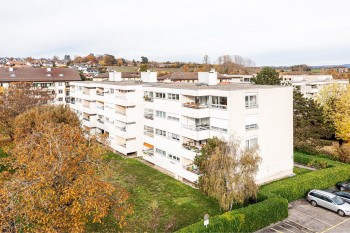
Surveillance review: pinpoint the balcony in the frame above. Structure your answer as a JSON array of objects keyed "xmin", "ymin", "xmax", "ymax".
[
  {"xmin": 182, "ymin": 124, "xmax": 210, "ymax": 132},
  {"xmin": 144, "ymin": 131, "xmax": 154, "ymax": 138},
  {"xmin": 182, "ymin": 164, "xmax": 200, "ymax": 175},
  {"xmin": 96, "ymin": 92, "xmax": 104, "ymax": 96},
  {"xmin": 245, "ymin": 124, "xmax": 259, "ymax": 131},
  {"xmin": 143, "ymin": 96, "xmax": 153, "ymax": 102},
  {"xmin": 115, "ymin": 111, "xmax": 126, "ymax": 116},
  {"xmin": 97, "ymin": 119, "xmax": 104, "ymax": 124},
  {"xmin": 116, "ymin": 126, "xmax": 126, "ymax": 132},
  {"xmin": 183, "ymin": 102, "xmax": 208, "ymax": 109},
  {"xmin": 144, "ymin": 113, "xmax": 154, "ymax": 120}
]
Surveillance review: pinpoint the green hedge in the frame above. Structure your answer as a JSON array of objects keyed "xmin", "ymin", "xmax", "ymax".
[
  {"xmin": 294, "ymin": 151, "xmax": 343, "ymax": 167},
  {"xmin": 178, "ymin": 152, "xmax": 350, "ymax": 232},
  {"xmin": 177, "ymin": 197, "xmax": 288, "ymax": 233},
  {"xmin": 258, "ymin": 165, "xmax": 350, "ymax": 202}
]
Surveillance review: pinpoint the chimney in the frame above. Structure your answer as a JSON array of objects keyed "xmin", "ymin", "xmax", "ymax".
[
  {"xmin": 108, "ymin": 71, "xmax": 122, "ymax": 81},
  {"xmin": 47, "ymin": 68, "xmax": 52, "ymax": 72},
  {"xmin": 9, "ymin": 67, "xmax": 14, "ymax": 72},
  {"xmin": 198, "ymin": 68, "xmax": 218, "ymax": 85},
  {"xmin": 141, "ymin": 70, "xmax": 157, "ymax": 83}
]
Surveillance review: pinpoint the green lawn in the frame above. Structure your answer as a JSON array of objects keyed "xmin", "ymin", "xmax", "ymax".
[
  {"xmin": 91, "ymin": 153, "xmax": 221, "ymax": 232},
  {"xmin": 293, "ymin": 166, "xmax": 312, "ymax": 175}
]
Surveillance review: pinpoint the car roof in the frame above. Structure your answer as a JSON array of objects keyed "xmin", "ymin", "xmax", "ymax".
[{"xmin": 310, "ymin": 189, "xmax": 337, "ymax": 198}]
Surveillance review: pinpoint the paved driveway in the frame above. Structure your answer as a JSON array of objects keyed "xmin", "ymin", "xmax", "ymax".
[{"xmin": 257, "ymin": 199, "xmax": 350, "ymax": 233}]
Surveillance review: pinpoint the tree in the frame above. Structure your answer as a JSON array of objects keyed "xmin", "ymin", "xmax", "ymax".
[
  {"xmin": 251, "ymin": 67, "xmax": 281, "ymax": 85},
  {"xmin": 141, "ymin": 56, "xmax": 148, "ymax": 64},
  {"xmin": 195, "ymin": 137, "xmax": 261, "ymax": 211},
  {"xmin": 293, "ymin": 89, "xmax": 331, "ymax": 150},
  {"xmin": 86, "ymin": 53, "xmax": 98, "ymax": 64},
  {"xmin": 315, "ymin": 83, "xmax": 347, "ymax": 137},
  {"xmin": 0, "ymin": 107, "xmax": 132, "ymax": 232},
  {"xmin": 64, "ymin": 55, "xmax": 71, "ymax": 61},
  {"xmin": 0, "ymin": 82, "xmax": 52, "ymax": 140},
  {"xmin": 52, "ymin": 55, "xmax": 60, "ymax": 61},
  {"xmin": 73, "ymin": 56, "xmax": 83, "ymax": 64},
  {"xmin": 333, "ymin": 86, "xmax": 350, "ymax": 143},
  {"xmin": 291, "ymin": 64, "xmax": 311, "ymax": 72},
  {"xmin": 99, "ymin": 54, "xmax": 117, "ymax": 66},
  {"xmin": 140, "ymin": 64, "xmax": 148, "ymax": 72},
  {"xmin": 132, "ymin": 59, "xmax": 137, "ymax": 66}
]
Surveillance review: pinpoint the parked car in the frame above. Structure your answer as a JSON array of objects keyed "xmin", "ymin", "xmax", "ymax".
[
  {"xmin": 333, "ymin": 191, "xmax": 350, "ymax": 204},
  {"xmin": 336, "ymin": 181, "xmax": 350, "ymax": 191},
  {"xmin": 307, "ymin": 189, "xmax": 350, "ymax": 217}
]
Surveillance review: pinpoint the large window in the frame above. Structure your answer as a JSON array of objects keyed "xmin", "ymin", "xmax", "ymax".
[
  {"xmin": 246, "ymin": 137, "xmax": 258, "ymax": 149},
  {"xmin": 168, "ymin": 132, "xmax": 180, "ymax": 141},
  {"xmin": 155, "ymin": 110, "xmax": 166, "ymax": 119},
  {"xmin": 168, "ymin": 154, "xmax": 180, "ymax": 162},
  {"xmin": 155, "ymin": 148, "xmax": 166, "ymax": 156},
  {"xmin": 155, "ymin": 92, "xmax": 166, "ymax": 99},
  {"xmin": 167, "ymin": 115, "xmax": 180, "ymax": 122},
  {"xmin": 211, "ymin": 96, "xmax": 227, "ymax": 109},
  {"xmin": 155, "ymin": 129, "xmax": 166, "ymax": 137},
  {"xmin": 168, "ymin": 93, "xmax": 179, "ymax": 101},
  {"xmin": 210, "ymin": 126, "xmax": 228, "ymax": 133},
  {"xmin": 245, "ymin": 94, "xmax": 258, "ymax": 108}
]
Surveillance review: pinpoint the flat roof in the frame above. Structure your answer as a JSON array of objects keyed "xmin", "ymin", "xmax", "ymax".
[{"xmin": 71, "ymin": 80, "xmax": 289, "ymax": 91}]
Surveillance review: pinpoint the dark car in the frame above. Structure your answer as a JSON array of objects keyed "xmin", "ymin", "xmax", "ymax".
[
  {"xmin": 333, "ymin": 191, "xmax": 350, "ymax": 204},
  {"xmin": 336, "ymin": 181, "xmax": 350, "ymax": 191}
]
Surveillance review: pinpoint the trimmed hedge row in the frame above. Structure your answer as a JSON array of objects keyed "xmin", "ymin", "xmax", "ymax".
[
  {"xmin": 294, "ymin": 151, "xmax": 344, "ymax": 167},
  {"xmin": 177, "ymin": 197, "xmax": 288, "ymax": 233},
  {"xmin": 178, "ymin": 152, "xmax": 350, "ymax": 232},
  {"xmin": 259, "ymin": 163, "xmax": 350, "ymax": 202}
]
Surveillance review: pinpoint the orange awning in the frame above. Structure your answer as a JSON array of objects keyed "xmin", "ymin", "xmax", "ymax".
[{"xmin": 143, "ymin": 143, "xmax": 154, "ymax": 149}]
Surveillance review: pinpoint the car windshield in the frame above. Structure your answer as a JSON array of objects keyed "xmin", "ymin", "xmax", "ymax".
[{"xmin": 332, "ymin": 196, "xmax": 345, "ymax": 205}]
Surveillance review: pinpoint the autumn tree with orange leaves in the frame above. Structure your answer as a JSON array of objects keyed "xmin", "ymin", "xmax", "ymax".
[
  {"xmin": 0, "ymin": 82, "xmax": 52, "ymax": 140},
  {"xmin": 0, "ymin": 106, "xmax": 132, "ymax": 232}
]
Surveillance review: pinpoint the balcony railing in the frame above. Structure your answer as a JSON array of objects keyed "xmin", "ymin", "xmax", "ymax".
[
  {"xmin": 183, "ymin": 102, "xmax": 208, "ymax": 109},
  {"xmin": 83, "ymin": 118, "xmax": 90, "ymax": 122},
  {"xmin": 144, "ymin": 113, "xmax": 154, "ymax": 120},
  {"xmin": 144, "ymin": 131, "xmax": 154, "ymax": 138},
  {"xmin": 182, "ymin": 164, "xmax": 201, "ymax": 175},
  {"xmin": 115, "ymin": 111, "xmax": 126, "ymax": 116},
  {"xmin": 96, "ymin": 92, "xmax": 104, "ymax": 96},
  {"xmin": 182, "ymin": 142, "xmax": 201, "ymax": 153},
  {"xmin": 97, "ymin": 119, "xmax": 104, "ymax": 124},
  {"xmin": 182, "ymin": 124, "xmax": 210, "ymax": 131}
]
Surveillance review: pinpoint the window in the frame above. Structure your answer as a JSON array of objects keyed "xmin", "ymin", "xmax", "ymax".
[
  {"xmin": 245, "ymin": 114, "xmax": 258, "ymax": 130},
  {"xmin": 58, "ymin": 82, "xmax": 63, "ymax": 86},
  {"xmin": 245, "ymin": 94, "xmax": 258, "ymax": 108},
  {"xmin": 246, "ymin": 137, "xmax": 258, "ymax": 149},
  {"xmin": 155, "ymin": 148, "xmax": 166, "ymax": 156},
  {"xmin": 110, "ymin": 89, "xmax": 114, "ymax": 93},
  {"xmin": 58, "ymin": 97, "xmax": 63, "ymax": 102},
  {"xmin": 210, "ymin": 126, "xmax": 228, "ymax": 133},
  {"xmin": 155, "ymin": 110, "xmax": 166, "ymax": 119},
  {"xmin": 167, "ymin": 115, "xmax": 180, "ymax": 122},
  {"xmin": 168, "ymin": 132, "xmax": 180, "ymax": 141},
  {"xmin": 155, "ymin": 92, "xmax": 166, "ymax": 99},
  {"xmin": 79, "ymin": 86, "xmax": 82, "ymax": 91},
  {"xmin": 168, "ymin": 154, "xmax": 180, "ymax": 162},
  {"xmin": 155, "ymin": 129, "xmax": 166, "ymax": 137},
  {"xmin": 58, "ymin": 90, "xmax": 63, "ymax": 94},
  {"xmin": 168, "ymin": 93, "xmax": 179, "ymax": 100},
  {"xmin": 211, "ymin": 96, "xmax": 227, "ymax": 109}
]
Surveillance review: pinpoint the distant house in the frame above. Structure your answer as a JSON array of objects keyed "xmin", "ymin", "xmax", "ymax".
[
  {"xmin": 55, "ymin": 59, "xmax": 70, "ymax": 67},
  {"xmin": 93, "ymin": 71, "xmax": 141, "ymax": 82},
  {"xmin": 0, "ymin": 67, "xmax": 81, "ymax": 104},
  {"xmin": 42, "ymin": 61, "xmax": 54, "ymax": 67}
]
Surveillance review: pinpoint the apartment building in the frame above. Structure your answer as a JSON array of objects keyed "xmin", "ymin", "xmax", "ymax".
[
  {"xmin": 0, "ymin": 67, "xmax": 81, "ymax": 104},
  {"xmin": 70, "ymin": 70, "xmax": 293, "ymax": 185},
  {"xmin": 282, "ymin": 75, "xmax": 349, "ymax": 98}
]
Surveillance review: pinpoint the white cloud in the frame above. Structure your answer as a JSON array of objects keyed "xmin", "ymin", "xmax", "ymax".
[{"xmin": 1, "ymin": 0, "xmax": 350, "ymax": 65}]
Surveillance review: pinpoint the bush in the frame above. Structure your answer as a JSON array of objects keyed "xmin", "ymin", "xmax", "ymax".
[
  {"xmin": 258, "ymin": 165, "xmax": 350, "ymax": 202},
  {"xmin": 177, "ymin": 197, "xmax": 288, "ymax": 233},
  {"xmin": 294, "ymin": 151, "xmax": 344, "ymax": 167}
]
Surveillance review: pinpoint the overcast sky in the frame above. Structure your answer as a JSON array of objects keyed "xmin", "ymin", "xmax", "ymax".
[{"xmin": 1, "ymin": 0, "xmax": 350, "ymax": 66}]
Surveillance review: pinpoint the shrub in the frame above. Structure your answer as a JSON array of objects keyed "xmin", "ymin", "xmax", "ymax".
[
  {"xmin": 258, "ymin": 165, "xmax": 350, "ymax": 202},
  {"xmin": 294, "ymin": 151, "xmax": 344, "ymax": 167},
  {"xmin": 177, "ymin": 197, "xmax": 288, "ymax": 233}
]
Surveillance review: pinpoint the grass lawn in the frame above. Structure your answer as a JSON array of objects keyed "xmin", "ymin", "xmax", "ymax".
[
  {"xmin": 90, "ymin": 153, "xmax": 221, "ymax": 232},
  {"xmin": 293, "ymin": 166, "xmax": 312, "ymax": 175}
]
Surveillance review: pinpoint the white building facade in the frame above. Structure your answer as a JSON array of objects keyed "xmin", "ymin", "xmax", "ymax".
[{"xmin": 70, "ymin": 71, "xmax": 294, "ymax": 185}]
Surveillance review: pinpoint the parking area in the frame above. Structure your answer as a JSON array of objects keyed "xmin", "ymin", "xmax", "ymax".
[{"xmin": 257, "ymin": 199, "xmax": 350, "ymax": 233}]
